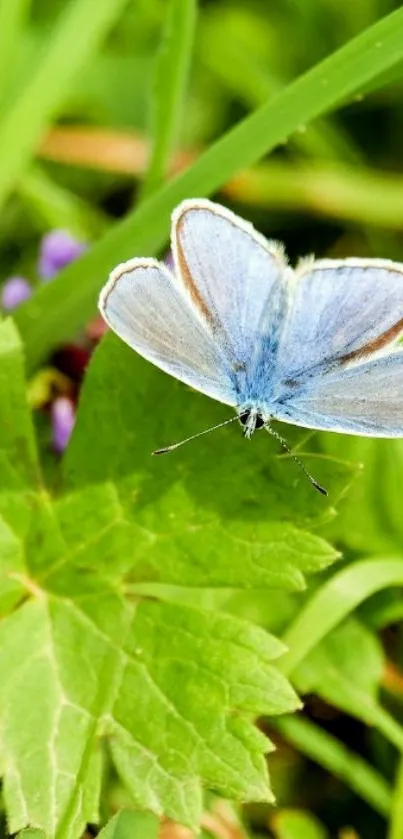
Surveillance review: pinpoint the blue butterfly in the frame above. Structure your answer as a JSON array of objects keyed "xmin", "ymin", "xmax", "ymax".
[{"xmin": 99, "ymin": 199, "xmax": 403, "ymax": 494}]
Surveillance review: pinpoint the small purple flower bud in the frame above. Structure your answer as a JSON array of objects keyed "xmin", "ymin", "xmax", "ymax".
[
  {"xmin": 51, "ymin": 397, "xmax": 75, "ymax": 453},
  {"xmin": 1, "ymin": 276, "xmax": 32, "ymax": 310},
  {"xmin": 164, "ymin": 249, "xmax": 175, "ymax": 272},
  {"xmin": 39, "ymin": 230, "xmax": 86, "ymax": 280}
]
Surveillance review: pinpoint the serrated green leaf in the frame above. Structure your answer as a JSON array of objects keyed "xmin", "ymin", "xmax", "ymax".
[
  {"xmin": 0, "ymin": 589, "xmax": 298, "ymax": 835},
  {"xmin": 0, "ymin": 318, "xmax": 301, "ymax": 835},
  {"xmin": 98, "ymin": 810, "xmax": 159, "ymax": 839},
  {"xmin": 63, "ymin": 337, "xmax": 342, "ymax": 593},
  {"xmin": 0, "ymin": 322, "xmax": 299, "ymax": 839}
]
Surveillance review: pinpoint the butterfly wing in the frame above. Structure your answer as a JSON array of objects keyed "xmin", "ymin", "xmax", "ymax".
[
  {"xmin": 100, "ymin": 199, "xmax": 290, "ymax": 408},
  {"xmin": 275, "ymin": 352, "xmax": 403, "ymax": 436},
  {"xmin": 172, "ymin": 199, "xmax": 289, "ymax": 369},
  {"xmin": 99, "ymin": 258, "xmax": 237, "ymax": 406},
  {"xmin": 273, "ymin": 259, "xmax": 403, "ymax": 435}
]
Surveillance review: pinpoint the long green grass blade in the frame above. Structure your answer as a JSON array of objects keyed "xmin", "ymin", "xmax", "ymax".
[
  {"xmin": 18, "ymin": 165, "xmax": 108, "ymax": 237},
  {"xmin": 226, "ymin": 160, "xmax": 403, "ymax": 231},
  {"xmin": 141, "ymin": 0, "xmax": 197, "ymax": 199},
  {"xmin": 0, "ymin": 0, "xmax": 31, "ymax": 105},
  {"xmin": 15, "ymin": 5, "xmax": 403, "ymax": 369},
  {"xmin": 273, "ymin": 716, "xmax": 391, "ymax": 818},
  {"xmin": 0, "ymin": 0, "xmax": 129, "ymax": 213},
  {"xmin": 280, "ymin": 558, "xmax": 403, "ymax": 676},
  {"xmin": 389, "ymin": 757, "xmax": 403, "ymax": 839}
]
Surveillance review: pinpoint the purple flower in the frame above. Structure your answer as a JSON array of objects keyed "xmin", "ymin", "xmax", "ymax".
[
  {"xmin": 1, "ymin": 276, "xmax": 32, "ymax": 310},
  {"xmin": 51, "ymin": 397, "xmax": 75, "ymax": 453},
  {"xmin": 164, "ymin": 249, "xmax": 175, "ymax": 272},
  {"xmin": 38, "ymin": 230, "xmax": 86, "ymax": 280}
]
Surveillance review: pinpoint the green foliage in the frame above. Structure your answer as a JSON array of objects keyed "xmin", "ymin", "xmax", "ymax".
[
  {"xmin": 141, "ymin": 0, "xmax": 197, "ymax": 199},
  {"xmin": 63, "ymin": 335, "xmax": 340, "ymax": 591},
  {"xmin": 272, "ymin": 809, "xmax": 329, "ymax": 839},
  {"xmin": 1, "ymin": 1, "xmax": 403, "ymax": 837},
  {"xmin": 97, "ymin": 811, "xmax": 159, "ymax": 839},
  {"xmin": 15, "ymin": 5, "xmax": 403, "ymax": 369},
  {"xmin": 0, "ymin": 318, "xmax": 302, "ymax": 836}
]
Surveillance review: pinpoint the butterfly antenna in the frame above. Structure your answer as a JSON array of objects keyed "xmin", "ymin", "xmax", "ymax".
[
  {"xmin": 265, "ymin": 424, "xmax": 328, "ymax": 496},
  {"xmin": 153, "ymin": 415, "xmax": 239, "ymax": 455}
]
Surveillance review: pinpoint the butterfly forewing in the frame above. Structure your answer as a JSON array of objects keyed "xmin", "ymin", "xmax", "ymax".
[
  {"xmin": 273, "ymin": 259, "xmax": 403, "ymax": 436},
  {"xmin": 100, "ymin": 201, "xmax": 403, "ymax": 443},
  {"xmin": 172, "ymin": 200, "xmax": 289, "ymax": 367},
  {"xmin": 275, "ymin": 258, "xmax": 403, "ymax": 382},
  {"xmin": 99, "ymin": 258, "xmax": 237, "ymax": 406}
]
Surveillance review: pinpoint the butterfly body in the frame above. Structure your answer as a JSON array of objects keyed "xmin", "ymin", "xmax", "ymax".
[{"xmin": 99, "ymin": 198, "xmax": 403, "ymax": 449}]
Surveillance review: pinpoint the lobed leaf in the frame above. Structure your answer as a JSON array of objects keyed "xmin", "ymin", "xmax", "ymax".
[
  {"xmin": 0, "ymin": 321, "xmax": 299, "ymax": 835},
  {"xmin": 62, "ymin": 337, "xmax": 343, "ymax": 593}
]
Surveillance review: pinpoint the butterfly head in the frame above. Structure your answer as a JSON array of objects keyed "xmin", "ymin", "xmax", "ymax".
[{"xmin": 239, "ymin": 408, "xmax": 266, "ymax": 439}]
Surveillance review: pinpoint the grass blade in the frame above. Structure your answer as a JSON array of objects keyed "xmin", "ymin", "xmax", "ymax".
[
  {"xmin": 389, "ymin": 757, "xmax": 403, "ymax": 839},
  {"xmin": 15, "ymin": 5, "xmax": 403, "ymax": 369},
  {"xmin": 141, "ymin": 0, "xmax": 197, "ymax": 199},
  {"xmin": 273, "ymin": 715, "xmax": 391, "ymax": 818},
  {"xmin": 280, "ymin": 558, "xmax": 403, "ymax": 677},
  {"xmin": 0, "ymin": 0, "xmax": 31, "ymax": 105},
  {"xmin": 0, "ymin": 0, "xmax": 129, "ymax": 213},
  {"xmin": 18, "ymin": 165, "xmax": 108, "ymax": 237}
]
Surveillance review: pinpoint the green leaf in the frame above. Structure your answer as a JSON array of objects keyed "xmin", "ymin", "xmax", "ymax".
[
  {"xmin": 273, "ymin": 715, "xmax": 391, "ymax": 818},
  {"xmin": 272, "ymin": 809, "xmax": 329, "ymax": 839},
  {"xmin": 321, "ymin": 436, "xmax": 403, "ymax": 554},
  {"xmin": 15, "ymin": 5, "xmax": 403, "ymax": 369},
  {"xmin": 0, "ymin": 591, "xmax": 298, "ymax": 835},
  {"xmin": 98, "ymin": 811, "xmax": 159, "ymax": 839},
  {"xmin": 0, "ymin": 0, "xmax": 130, "ymax": 213},
  {"xmin": 0, "ymin": 318, "xmax": 40, "ymax": 490},
  {"xmin": 0, "ymin": 320, "xmax": 299, "ymax": 834},
  {"xmin": 141, "ymin": 0, "xmax": 197, "ymax": 199},
  {"xmin": 295, "ymin": 618, "xmax": 384, "ymax": 703},
  {"xmin": 63, "ymin": 337, "xmax": 341, "ymax": 593}
]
